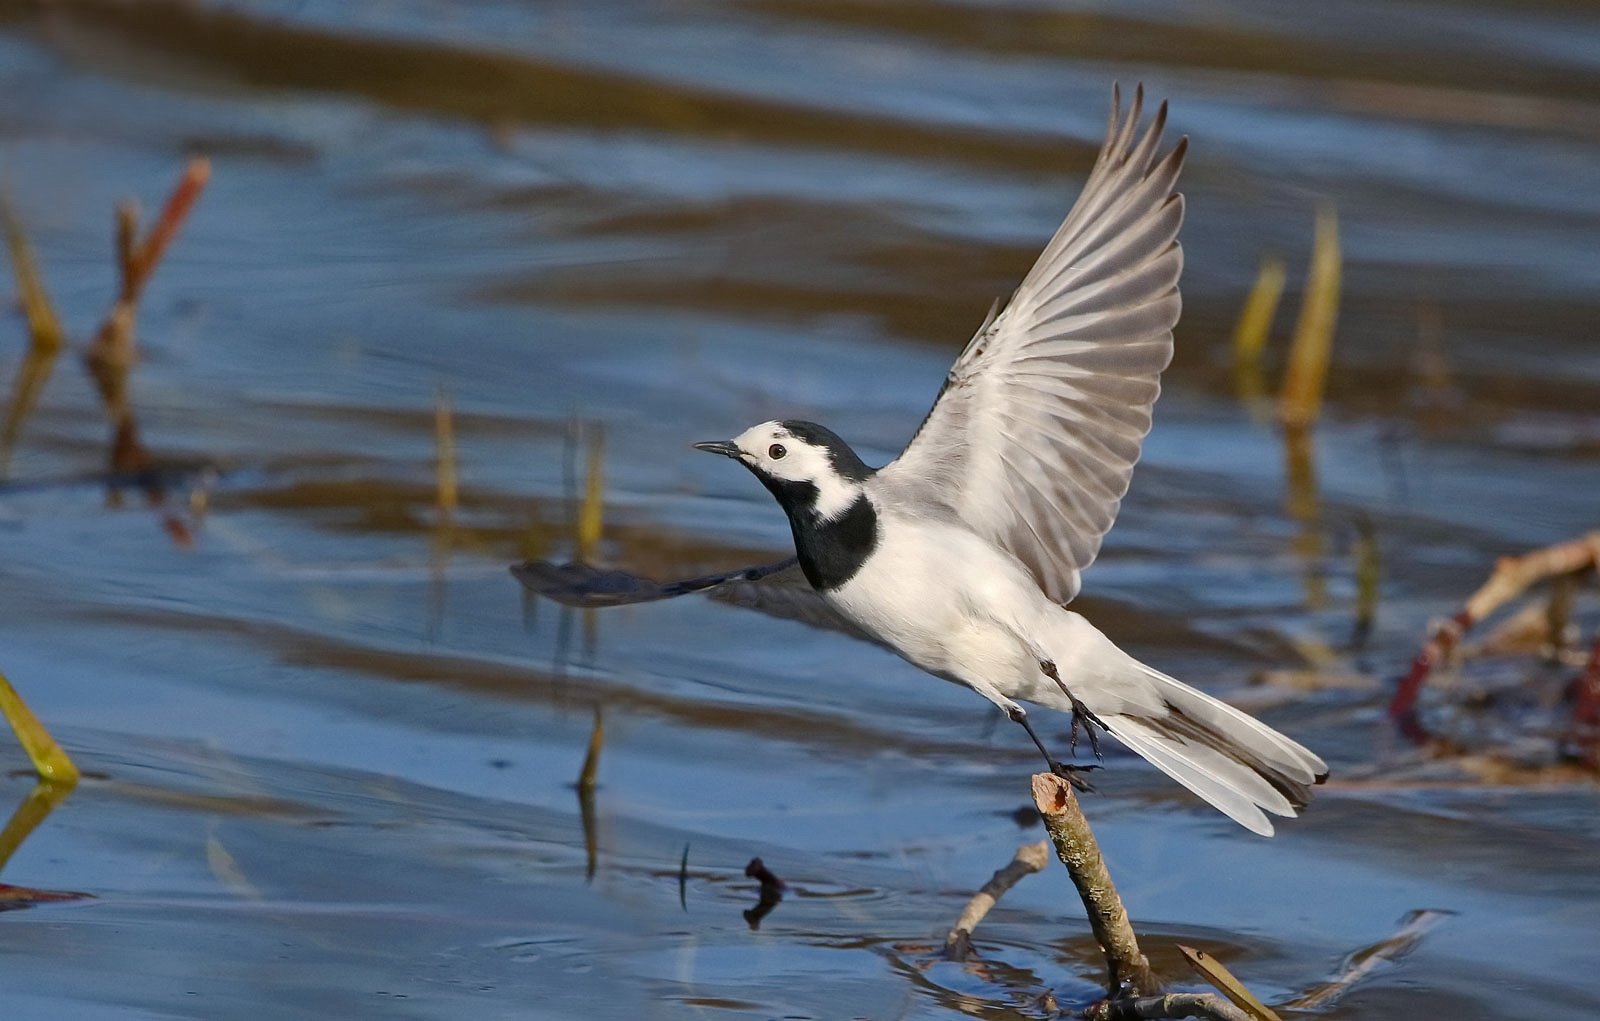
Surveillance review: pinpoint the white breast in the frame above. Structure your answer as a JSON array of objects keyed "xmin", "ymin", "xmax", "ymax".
[{"xmin": 826, "ymin": 510, "xmax": 1050, "ymax": 684}]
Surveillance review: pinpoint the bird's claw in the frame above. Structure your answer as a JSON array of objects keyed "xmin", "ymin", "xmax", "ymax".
[
  {"xmin": 1048, "ymin": 761, "xmax": 1100, "ymax": 792},
  {"xmin": 1068, "ymin": 701, "xmax": 1108, "ymax": 762},
  {"xmin": 1041, "ymin": 658, "xmax": 1109, "ymax": 762}
]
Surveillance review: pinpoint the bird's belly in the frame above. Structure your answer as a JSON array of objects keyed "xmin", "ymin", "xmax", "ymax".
[
  {"xmin": 828, "ymin": 584, "xmax": 971, "ymax": 675},
  {"xmin": 824, "ymin": 527, "xmax": 1042, "ymax": 683}
]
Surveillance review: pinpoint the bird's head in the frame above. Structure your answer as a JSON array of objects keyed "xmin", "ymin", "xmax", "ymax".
[{"xmin": 695, "ymin": 419, "xmax": 875, "ymax": 521}]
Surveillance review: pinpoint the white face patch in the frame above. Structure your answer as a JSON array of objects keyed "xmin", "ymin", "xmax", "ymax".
[{"xmin": 732, "ymin": 420, "xmax": 862, "ymax": 520}]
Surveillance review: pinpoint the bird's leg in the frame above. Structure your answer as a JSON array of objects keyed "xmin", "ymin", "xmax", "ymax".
[
  {"xmin": 1004, "ymin": 704, "xmax": 1097, "ymax": 792},
  {"xmin": 1039, "ymin": 659, "xmax": 1108, "ymax": 761}
]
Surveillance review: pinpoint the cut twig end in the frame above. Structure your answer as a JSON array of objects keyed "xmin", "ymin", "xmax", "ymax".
[
  {"xmin": 1017, "ymin": 838, "xmax": 1050, "ymax": 871},
  {"xmin": 1031, "ymin": 770, "xmax": 1075, "ymax": 812},
  {"xmin": 187, "ymin": 156, "xmax": 214, "ymax": 186}
]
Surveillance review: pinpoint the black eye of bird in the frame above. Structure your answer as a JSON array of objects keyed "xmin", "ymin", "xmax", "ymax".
[{"xmin": 768, "ymin": 443, "xmax": 787, "ymax": 460}]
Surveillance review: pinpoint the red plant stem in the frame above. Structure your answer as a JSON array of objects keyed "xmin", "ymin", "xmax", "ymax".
[
  {"xmin": 1388, "ymin": 610, "xmax": 1472, "ymax": 721},
  {"xmin": 1572, "ymin": 635, "xmax": 1600, "ymax": 731},
  {"xmin": 124, "ymin": 158, "xmax": 210, "ymax": 302},
  {"xmin": 1389, "ymin": 533, "xmax": 1600, "ymax": 739}
]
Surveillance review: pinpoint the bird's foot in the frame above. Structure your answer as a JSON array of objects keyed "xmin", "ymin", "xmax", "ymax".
[
  {"xmin": 1039, "ymin": 659, "xmax": 1109, "ymax": 762},
  {"xmin": 1048, "ymin": 761, "xmax": 1100, "ymax": 792},
  {"xmin": 1068, "ymin": 699, "xmax": 1108, "ymax": 762}
]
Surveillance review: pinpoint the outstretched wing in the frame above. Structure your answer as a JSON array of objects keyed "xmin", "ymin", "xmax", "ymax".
[
  {"xmin": 875, "ymin": 86, "xmax": 1186, "ymax": 604},
  {"xmin": 510, "ymin": 558, "xmax": 887, "ymax": 645},
  {"xmin": 511, "ymin": 557, "xmax": 799, "ymax": 607}
]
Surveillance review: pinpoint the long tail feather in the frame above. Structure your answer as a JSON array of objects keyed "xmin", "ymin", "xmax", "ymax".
[
  {"xmin": 1101, "ymin": 667, "xmax": 1327, "ymax": 835},
  {"xmin": 1035, "ymin": 613, "xmax": 1328, "ymax": 835}
]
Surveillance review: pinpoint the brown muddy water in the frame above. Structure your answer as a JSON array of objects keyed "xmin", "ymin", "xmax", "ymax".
[{"xmin": 1, "ymin": 1, "xmax": 1598, "ymax": 1018}]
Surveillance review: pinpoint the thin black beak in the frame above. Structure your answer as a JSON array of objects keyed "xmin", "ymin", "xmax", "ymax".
[{"xmin": 693, "ymin": 440, "xmax": 742, "ymax": 458}]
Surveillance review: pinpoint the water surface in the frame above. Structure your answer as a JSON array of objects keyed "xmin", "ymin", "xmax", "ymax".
[{"xmin": 1, "ymin": 1, "xmax": 1598, "ymax": 1018}]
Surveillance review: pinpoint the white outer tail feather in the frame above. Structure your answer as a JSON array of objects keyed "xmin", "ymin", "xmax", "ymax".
[
  {"xmin": 1102, "ymin": 667, "xmax": 1327, "ymax": 835},
  {"xmin": 1109, "ymin": 718, "xmax": 1286, "ymax": 836},
  {"xmin": 1029, "ymin": 614, "xmax": 1328, "ymax": 836}
]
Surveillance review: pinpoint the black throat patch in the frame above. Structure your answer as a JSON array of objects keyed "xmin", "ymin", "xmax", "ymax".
[
  {"xmin": 792, "ymin": 492, "xmax": 879, "ymax": 591},
  {"xmin": 753, "ymin": 475, "xmax": 879, "ymax": 591}
]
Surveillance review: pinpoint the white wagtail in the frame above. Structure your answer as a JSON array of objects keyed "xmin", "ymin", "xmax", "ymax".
[
  {"xmin": 516, "ymin": 87, "xmax": 1327, "ymax": 834},
  {"xmin": 687, "ymin": 88, "xmax": 1326, "ymax": 835}
]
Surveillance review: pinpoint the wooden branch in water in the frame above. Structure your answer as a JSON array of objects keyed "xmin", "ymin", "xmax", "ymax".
[
  {"xmin": 1089, "ymin": 992, "xmax": 1253, "ymax": 1021},
  {"xmin": 1389, "ymin": 530, "xmax": 1600, "ymax": 729},
  {"xmin": 1178, "ymin": 946, "xmax": 1281, "ymax": 1021},
  {"xmin": 1030, "ymin": 772, "xmax": 1156, "ymax": 996},
  {"xmin": 1026, "ymin": 773, "xmax": 1296, "ymax": 1019},
  {"xmin": 1285, "ymin": 909, "xmax": 1452, "ymax": 1010},
  {"xmin": 942, "ymin": 840, "xmax": 1050, "ymax": 961}
]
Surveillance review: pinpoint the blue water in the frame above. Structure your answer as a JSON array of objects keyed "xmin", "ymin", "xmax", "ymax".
[{"xmin": 1, "ymin": 1, "xmax": 1598, "ymax": 1017}]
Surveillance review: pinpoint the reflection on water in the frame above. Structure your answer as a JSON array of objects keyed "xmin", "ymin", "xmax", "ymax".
[{"xmin": 1, "ymin": 0, "xmax": 1598, "ymax": 1017}]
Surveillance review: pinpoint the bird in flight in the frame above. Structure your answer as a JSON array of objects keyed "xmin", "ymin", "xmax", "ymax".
[{"xmin": 516, "ymin": 86, "xmax": 1327, "ymax": 835}]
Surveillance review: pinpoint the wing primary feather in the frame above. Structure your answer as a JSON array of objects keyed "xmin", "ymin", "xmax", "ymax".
[{"xmin": 877, "ymin": 85, "xmax": 1187, "ymax": 603}]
